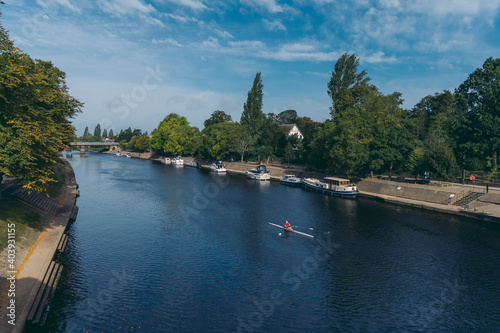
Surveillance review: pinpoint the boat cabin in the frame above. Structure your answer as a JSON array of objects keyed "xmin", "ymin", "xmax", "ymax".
[
  {"xmin": 324, "ymin": 177, "xmax": 351, "ymax": 188},
  {"xmin": 255, "ymin": 164, "xmax": 268, "ymax": 173}
]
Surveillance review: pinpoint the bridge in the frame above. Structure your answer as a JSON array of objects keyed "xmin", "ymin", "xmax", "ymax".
[{"xmin": 69, "ymin": 142, "xmax": 120, "ymax": 147}]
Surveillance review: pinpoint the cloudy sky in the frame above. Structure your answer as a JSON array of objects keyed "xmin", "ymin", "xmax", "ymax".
[{"xmin": 2, "ymin": 0, "xmax": 500, "ymax": 134}]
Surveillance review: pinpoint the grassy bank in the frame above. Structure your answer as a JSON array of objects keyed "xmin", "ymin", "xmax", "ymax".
[{"xmin": 0, "ymin": 197, "xmax": 40, "ymax": 250}]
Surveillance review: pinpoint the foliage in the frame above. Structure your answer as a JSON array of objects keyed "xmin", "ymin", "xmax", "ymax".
[
  {"xmin": 203, "ymin": 110, "xmax": 232, "ymax": 128},
  {"xmin": 150, "ymin": 113, "xmax": 200, "ymax": 156},
  {"xmin": 240, "ymin": 72, "xmax": 264, "ymax": 136},
  {"xmin": 0, "ymin": 18, "xmax": 82, "ymax": 192},
  {"xmin": 200, "ymin": 122, "xmax": 240, "ymax": 160}
]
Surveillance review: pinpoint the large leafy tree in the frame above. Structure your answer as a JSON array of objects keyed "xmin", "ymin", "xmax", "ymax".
[
  {"xmin": 327, "ymin": 53, "xmax": 372, "ymax": 118},
  {"xmin": 150, "ymin": 113, "xmax": 200, "ymax": 156},
  {"xmin": 203, "ymin": 110, "xmax": 232, "ymax": 128},
  {"xmin": 455, "ymin": 57, "xmax": 500, "ymax": 170},
  {"xmin": 240, "ymin": 72, "xmax": 264, "ymax": 136},
  {"xmin": 0, "ymin": 14, "xmax": 82, "ymax": 192},
  {"xmin": 200, "ymin": 122, "xmax": 240, "ymax": 160}
]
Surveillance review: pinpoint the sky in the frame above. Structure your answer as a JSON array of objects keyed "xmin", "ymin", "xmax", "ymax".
[{"xmin": 2, "ymin": 0, "xmax": 500, "ymax": 135}]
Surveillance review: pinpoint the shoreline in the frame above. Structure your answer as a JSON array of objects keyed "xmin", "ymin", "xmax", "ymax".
[
  {"xmin": 106, "ymin": 149, "xmax": 500, "ymax": 223},
  {"xmin": 0, "ymin": 158, "xmax": 79, "ymax": 332}
]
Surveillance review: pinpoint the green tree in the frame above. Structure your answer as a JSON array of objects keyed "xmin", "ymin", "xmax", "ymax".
[
  {"xmin": 276, "ymin": 110, "xmax": 298, "ymax": 124},
  {"xmin": 284, "ymin": 142, "xmax": 294, "ymax": 165},
  {"xmin": 240, "ymin": 72, "xmax": 264, "ymax": 136},
  {"xmin": 203, "ymin": 110, "xmax": 232, "ymax": 128},
  {"xmin": 455, "ymin": 57, "xmax": 500, "ymax": 170},
  {"xmin": 93, "ymin": 124, "xmax": 101, "ymax": 138},
  {"xmin": 109, "ymin": 129, "xmax": 114, "ymax": 138},
  {"xmin": 83, "ymin": 126, "xmax": 89, "ymax": 137},
  {"xmin": 327, "ymin": 53, "xmax": 372, "ymax": 119},
  {"xmin": 234, "ymin": 125, "xmax": 256, "ymax": 162},
  {"xmin": 134, "ymin": 135, "xmax": 150, "ymax": 152},
  {"xmin": 0, "ymin": 16, "xmax": 82, "ymax": 192},
  {"xmin": 102, "ymin": 128, "xmax": 108, "ymax": 138},
  {"xmin": 150, "ymin": 113, "xmax": 199, "ymax": 155},
  {"xmin": 200, "ymin": 122, "xmax": 240, "ymax": 160}
]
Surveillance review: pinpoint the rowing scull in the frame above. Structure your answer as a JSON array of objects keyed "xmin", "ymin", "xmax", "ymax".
[{"xmin": 268, "ymin": 222, "xmax": 314, "ymax": 238}]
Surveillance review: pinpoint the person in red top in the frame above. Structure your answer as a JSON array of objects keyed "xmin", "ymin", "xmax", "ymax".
[{"xmin": 284, "ymin": 220, "xmax": 293, "ymax": 231}]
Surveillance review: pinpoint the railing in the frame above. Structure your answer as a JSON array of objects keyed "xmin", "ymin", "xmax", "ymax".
[{"xmin": 69, "ymin": 142, "xmax": 120, "ymax": 146}]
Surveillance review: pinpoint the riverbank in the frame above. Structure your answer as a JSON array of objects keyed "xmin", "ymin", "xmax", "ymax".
[
  {"xmin": 0, "ymin": 158, "xmax": 79, "ymax": 332},
  {"xmin": 105, "ymin": 150, "xmax": 500, "ymax": 223}
]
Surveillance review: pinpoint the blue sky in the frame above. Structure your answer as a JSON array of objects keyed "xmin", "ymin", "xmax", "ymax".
[{"xmin": 2, "ymin": 0, "xmax": 500, "ymax": 134}]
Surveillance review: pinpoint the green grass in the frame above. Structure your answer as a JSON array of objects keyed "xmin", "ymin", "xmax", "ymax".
[{"xmin": 0, "ymin": 197, "xmax": 41, "ymax": 250}]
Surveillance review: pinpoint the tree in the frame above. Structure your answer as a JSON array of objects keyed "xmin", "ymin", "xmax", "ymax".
[
  {"xmin": 93, "ymin": 124, "xmax": 101, "ymax": 138},
  {"xmin": 284, "ymin": 143, "xmax": 294, "ymax": 165},
  {"xmin": 276, "ymin": 110, "xmax": 298, "ymax": 124},
  {"xmin": 83, "ymin": 126, "xmax": 89, "ymax": 137},
  {"xmin": 234, "ymin": 125, "xmax": 256, "ymax": 162},
  {"xmin": 203, "ymin": 110, "xmax": 232, "ymax": 128},
  {"xmin": 240, "ymin": 72, "xmax": 264, "ymax": 136},
  {"xmin": 327, "ymin": 53, "xmax": 372, "ymax": 119},
  {"xmin": 0, "ymin": 15, "xmax": 82, "ymax": 192},
  {"xmin": 102, "ymin": 128, "xmax": 108, "ymax": 138},
  {"xmin": 455, "ymin": 57, "xmax": 500, "ymax": 170},
  {"xmin": 150, "ymin": 113, "xmax": 199, "ymax": 155},
  {"xmin": 200, "ymin": 122, "xmax": 240, "ymax": 160},
  {"xmin": 134, "ymin": 135, "xmax": 150, "ymax": 152},
  {"xmin": 109, "ymin": 129, "xmax": 114, "ymax": 138}
]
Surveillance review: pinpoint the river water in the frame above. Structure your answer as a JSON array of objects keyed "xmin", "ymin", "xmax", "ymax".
[{"xmin": 32, "ymin": 152, "xmax": 500, "ymax": 332}]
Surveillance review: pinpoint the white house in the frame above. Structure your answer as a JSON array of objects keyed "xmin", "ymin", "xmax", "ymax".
[{"xmin": 279, "ymin": 124, "xmax": 304, "ymax": 140}]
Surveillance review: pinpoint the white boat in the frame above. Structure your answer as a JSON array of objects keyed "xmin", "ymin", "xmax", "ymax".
[
  {"xmin": 116, "ymin": 150, "xmax": 122, "ymax": 156},
  {"xmin": 279, "ymin": 174, "xmax": 302, "ymax": 187},
  {"xmin": 302, "ymin": 177, "xmax": 359, "ymax": 198},
  {"xmin": 171, "ymin": 156, "xmax": 184, "ymax": 166},
  {"xmin": 184, "ymin": 161, "xmax": 198, "ymax": 168},
  {"xmin": 246, "ymin": 164, "xmax": 270, "ymax": 181},
  {"xmin": 126, "ymin": 153, "xmax": 131, "ymax": 158},
  {"xmin": 163, "ymin": 157, "xmax": 171, "ymax": 165},
  {"xmin": 210, "ymin": 161, "xmax": 226, "ymax": 173}
]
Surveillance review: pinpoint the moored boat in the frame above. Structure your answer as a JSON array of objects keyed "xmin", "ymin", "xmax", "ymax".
[
  {"xmin": 279, "ymin": 174, "xmax": 302, "ymax": 187},
  {"xmin": 302, "ymin": 177, "xmax": 358, "ymax": 198},
  {"xmin": 116, "ymin": 150, "xmax": 122, "ymax": 156},
  {"xmin": 246, "ymin": 164, "xmax": 270, "ymax": 181},
  {"xmin": 171, "ymin": 156, "xmax": 184, "ymax": 166},
  {"xmin": 210, "ymin": 161, "xmax": 226, "ymax": 173},
  {"xmin": 126, "ymin": 153, "xmax": 131, "ymax": 158},
  {"xmin": 185, "ymin": 161, "xmax": 198, "ymax": 168}
]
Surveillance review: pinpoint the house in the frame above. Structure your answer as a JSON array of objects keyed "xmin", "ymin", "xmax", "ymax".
[{"xmin": 279, "ymin": 124, "xmax": 304, "ymax": 140}]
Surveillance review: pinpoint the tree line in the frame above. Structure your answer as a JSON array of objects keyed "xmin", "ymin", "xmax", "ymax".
[{"xmin": 115, "ymin": 55, "xmax": 499, "ymax": 181}]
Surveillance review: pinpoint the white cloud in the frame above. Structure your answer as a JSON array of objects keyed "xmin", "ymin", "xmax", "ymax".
[
  {"xmin": 98, "ymin": 0, "xmax": 155, "ymax": 16},
  {"xmin": 153, "ymin": 38, "xmax": 183, "ymax": 47},
  {"xmin": 201, "ymin": 36, "xmax": 219, "ymax": 48},
  {"xmin": 163, "ymin": 0, "xmax": 208, "ymax": 11},
  {"xmin": 36, "ymin": 0, "xmax": 81, "ymax": 13},
  {"xmin": 240, "ymin": 0, "xmax": 283, "ymax": 13},
  {"xmin": 262, "ymin": 18, "xmax": 286, "ymax": 31},
  {"xmin": 362, "ymin": 51, "xmax": 397, "ymax": 64}
]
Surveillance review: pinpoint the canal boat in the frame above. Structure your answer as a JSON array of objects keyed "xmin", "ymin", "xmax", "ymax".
[
  {"xmin": 210, "ymin": 161, "xmax": 226, "ymax": 173},
  {"xmin": 171, "ymin": 156, "xmax": 184, "ymax": 166},
  {"xmin": 279, "ymin": 174, "xmax": 302, "ymax": 187},
  {"xmin": 246, "ymin": 164, "xmax": 270, "ymax": 181},
  {"xmin": 268, "ymin": 222, "xmax": 314, "ymax": 238},
  {"xmin": 302, "ymin": 177, "xmax": 359, "ymax": 198}
]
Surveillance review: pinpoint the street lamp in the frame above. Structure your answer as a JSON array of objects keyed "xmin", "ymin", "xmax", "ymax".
[{"xmin": 462, "ymin": 153, "xmax": 466, "ymax": 185}]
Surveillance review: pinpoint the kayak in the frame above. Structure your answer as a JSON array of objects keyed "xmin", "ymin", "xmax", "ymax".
[{"xmin": 268, "ymin": 222, "xmax": 314, "ymax": 238}]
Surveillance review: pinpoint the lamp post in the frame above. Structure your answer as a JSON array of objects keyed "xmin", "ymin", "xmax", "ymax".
[{"xmin": 462, "ymin": 153, "xmax": 466, "ymax": 185}]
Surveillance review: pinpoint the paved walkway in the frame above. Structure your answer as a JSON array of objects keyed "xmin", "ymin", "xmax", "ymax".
[{"xmin": 0, "ymin": 159, "xmax": 78, "ymax": 332}]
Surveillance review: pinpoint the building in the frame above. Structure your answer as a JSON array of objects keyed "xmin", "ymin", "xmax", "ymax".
[{"xmin": 279, "ymin": 124, "xmax": 304, "ymax": 140}]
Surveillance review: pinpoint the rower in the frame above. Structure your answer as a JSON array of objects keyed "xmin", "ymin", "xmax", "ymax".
[{"xmin": 284, "ymin": 220, "xmax": 293, "ymax": 231}]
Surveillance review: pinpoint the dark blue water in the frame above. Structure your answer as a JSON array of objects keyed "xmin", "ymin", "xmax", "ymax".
[{"xmin": 34, "ymin": 152, "xmax": 500, "ymax": 332}]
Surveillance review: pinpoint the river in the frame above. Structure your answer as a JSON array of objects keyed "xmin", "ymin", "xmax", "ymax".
[{"xmin": 31, "ymin": 152, "xmax": 500, "ymax": 332}]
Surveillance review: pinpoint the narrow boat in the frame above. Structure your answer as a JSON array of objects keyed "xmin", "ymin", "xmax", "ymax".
[
  {"xmin": 246, "ymin": 164, "xmax": 270, "ymax": 181},
  {"xmin": 268, "ymin": 222, "xmax": 314, "ymax": 238},
  {"xmin": 279, "ymin": 174, "xmax": 302, "ymax": 187},
  {"xmin": 210, "ymin": 161, "xmax": 226, "ymax": 173},
  {"xmin": 171, "ymin": 156, "xmax": 184, "ymax": 166},
  {"xmin": 302, "ymin": 177, "xmax": 358, "ymax": 198}
]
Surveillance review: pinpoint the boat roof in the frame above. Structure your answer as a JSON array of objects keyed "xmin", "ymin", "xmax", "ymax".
[{"xmin": 324, "ymin": 177, "xmax": 350, "ymax": 181}]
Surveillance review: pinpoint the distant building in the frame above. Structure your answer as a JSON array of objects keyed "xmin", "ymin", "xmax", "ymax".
[
  {"xmin": 103, "ymin": 138, "xmax": 115, "ymax": 143},
  {"xmin": 279, "ymin": 124, "xmax": 304, "ymax": 140}
]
